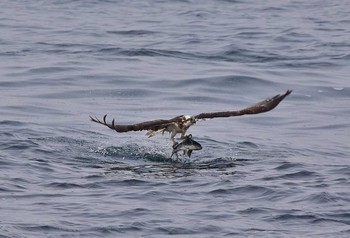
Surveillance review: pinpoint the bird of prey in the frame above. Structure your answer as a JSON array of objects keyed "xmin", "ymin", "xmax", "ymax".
[{"xmin": 90, "ymin": 90, "xmax": 292, "ymax": 145}]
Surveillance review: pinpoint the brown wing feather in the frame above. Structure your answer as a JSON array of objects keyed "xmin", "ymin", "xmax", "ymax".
[
  {"xmin": 90, "ymin": 114, "xmax": 183, "ymax": 133},
  {"xmin": 194, "ymin": 90, "xmax": 292, "ymax": 120}
]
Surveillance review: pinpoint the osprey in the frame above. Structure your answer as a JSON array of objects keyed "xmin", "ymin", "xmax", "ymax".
[{"xmin": 90, "ymin": 90, "xmax": 291, "ymax": 147}]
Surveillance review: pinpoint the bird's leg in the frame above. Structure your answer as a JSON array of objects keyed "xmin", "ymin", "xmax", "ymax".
[
  {"xmin": 180, "ymin": 130, "xmax": 187, "ymax": 139},
  {"xmin": 170, "ymin": 131, "xmax": 177, "ymax": 146},
  {"xmin": 171, "ymin": 142, "xmax": 179, "ymax": 159},
  {"xmin": 172, "ymin": 139, "xmax": 177, "ymax": 147}
]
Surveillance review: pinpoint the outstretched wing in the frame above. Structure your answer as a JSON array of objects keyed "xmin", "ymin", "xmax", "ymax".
[
  {"xmin": 194, "ymin": 90, "xmax": 292, "ymax": 120},
  {"xmin": 90, "ymin": 114, "xmax": 183, "ymax": 133}
]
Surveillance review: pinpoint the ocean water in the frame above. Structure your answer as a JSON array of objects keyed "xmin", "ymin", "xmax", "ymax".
[{"xmin": 1, "ymin": 0, "xmax": 349, "ymax": 237}]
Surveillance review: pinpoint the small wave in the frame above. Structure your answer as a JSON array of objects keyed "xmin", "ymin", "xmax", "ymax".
[
  {"xmin": 216, "ymin": 47, "xmax": 286, "ymax": 63},
  {"xmin": 238, "ymin": 207, "xmax": 271, "ymax": 215},
  {"xmin": 151, "ymin": 75, "xmax": 277, "ymax": 91},
  {"xmin": 97, "ymin": 47, "xmax": 196, "ymax": 59},
  {"xmin": 44, "ymin": 182, "xmax": 84, "ymax": 189},
  {"xmin": 274, "ymin": 162, "xmax": 303, "ymax": 170},
  {"xmin": 0, "ymin": 120, "xmax": 26, "ymax": 126},
  {"xmin": 269, "ymin": 213, "xmax": 318, "ymax": 222},
  {"xmin": 1, "ymin": 139, "xmax": 39, "ymax": 151},
  {"xmin": 155, "ymin": 226, "xmax": 196, "ymax": 235},
  {"xmin": 305, "ymin": 192, "xmax": 349, "ymax": 204},
  {"xmin": 105, "ymin": 178, "xmax": 152, "ymax": 187},
  {"xmin": 21, "ymin": 224, "xmax": 79, "ymax": 233},
  {"xmin": 279, "ymin": 170, "xmax": 317, "ymax": 179},
  {"xmin": 106, "ymin": 30, "xmax": 157, "ymax": 36},
  {"xmin": 276, "ymin": 60, "xmax": 339, "ymax": 69},
  {"xmin": 28, "ymin": 66, "xmax": 82, "ymax": 74},
  {"xmin": 236, "ymin": 141, "xmax": 259, "ymax": 149},
  {"xmin": 209, "ymin": 185, "xmax": 274, "ymax": 197},
  {"xmin": 312, "ymin": 217, "xmax": 350, "ymax": 226}
]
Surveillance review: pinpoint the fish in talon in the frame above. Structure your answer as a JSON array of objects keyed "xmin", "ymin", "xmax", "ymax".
[{"xmin": 171, "ymin": 134, "xmax": 202, "ymax": 158}]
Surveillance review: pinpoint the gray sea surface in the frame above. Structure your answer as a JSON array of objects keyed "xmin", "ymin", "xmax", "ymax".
[{"xmin": 1, "ymin": 0, "xmax": 349, "ymax": 237}]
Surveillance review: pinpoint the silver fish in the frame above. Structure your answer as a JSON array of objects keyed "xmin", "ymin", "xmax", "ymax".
[{"xmin": 171, "ymin": 134, "xmax": 202, "ymax": 158}]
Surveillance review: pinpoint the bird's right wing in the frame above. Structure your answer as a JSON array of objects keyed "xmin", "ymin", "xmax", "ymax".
[{"xmin": 194, "ymin": 90, "xmax": 292, "ymax": 120}]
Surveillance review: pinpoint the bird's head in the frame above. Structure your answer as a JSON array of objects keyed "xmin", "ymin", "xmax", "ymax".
[{"xmin": 182, "ymin": 115, "xmax": 196, "ymax": 129}]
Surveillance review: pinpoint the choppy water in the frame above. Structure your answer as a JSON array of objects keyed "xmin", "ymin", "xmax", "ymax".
[{"xmin": 1, "ymin": 0, "xmax": 350, "ymax": 237}]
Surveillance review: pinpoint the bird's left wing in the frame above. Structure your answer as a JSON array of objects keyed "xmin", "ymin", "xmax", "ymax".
[
  {"xmin": 90, "ymin": 114, "xmax": 183, "ymax": 133},
  {"xmin": 194, "ymin": 90, "xmax": 292, "ymax": 120}
]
